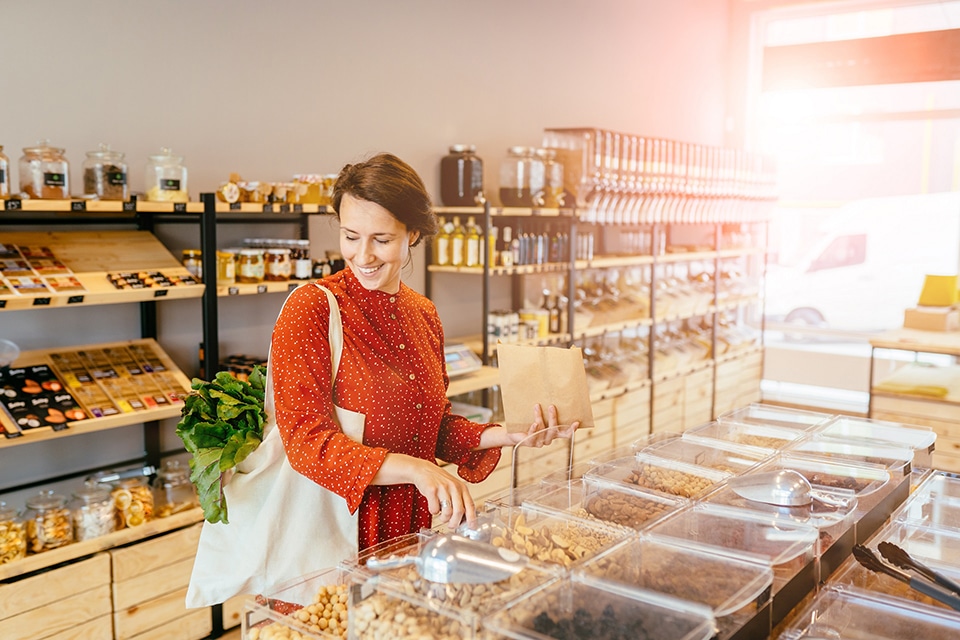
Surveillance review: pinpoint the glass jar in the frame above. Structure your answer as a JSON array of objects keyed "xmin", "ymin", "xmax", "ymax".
[
  {"xmin": 111, "ymin": 477, "xmax": 154, "ymax": 529},
  {"xmin": 82, "ymin": 143, "xmax": 128, "ymax": 201},
  {"xmin": 216, "ymin": 250, "xmax": 236, "ymax": 284},
  {"xmin": 182, "ymin": 249, "xmax": 202, "ymax": 279},
  {"xmin": 265, "ymin": 247, "xmax": 291, "ymax": 281},
  {"xmin": 0, "ymin": 501, "xmax": 26, "ymax": 564},
  {"xmin": 292, "ymin": 239, "xmax": 312, "ymax": 280},
  {"xmin": 152, "ymin": 460, "xmax": 198, "ymax": 517},
  {"xmin": 499, "ymin": 146, "xmax": 544, "ymax": 208},
  {"xmin": 24, "ymin": 490, "xmax": 72, "ymax": 552},
  {"xmin": 293, "ymin": 174, "xmax": 322, "ymax": 204},
  {"xmin": 144, "ymin": 147, "xmax": 188, "ymax": 202},
  {"xmin": 237, "ymin": 248, "xmax": 265, "ymax": 283},
  {"xmin": 70, "ymin": 481, "xmax": 115, "ymax": 541},
  {"xmin": 440, "ymin": 144, "xmax": 484, "ymax": 206},
  {"xmin": 0, "ymin": 146, "xmax": 10, "ymax": 199},
  {"xmin": 537, "ymin": 148, "xmax": 565, "ymax": 208},
  {"xmin": 19, "ymin": 140, "xmax": 70, "ymax": 199},
  {"xmin": 320, "ymin": 174, "xmax": 338, "ymax": 206}
]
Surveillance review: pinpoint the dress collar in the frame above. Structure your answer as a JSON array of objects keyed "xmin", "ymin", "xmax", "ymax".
[{"xmin": 340, "ymin": 266, "xmax": 406, "ymax": 304}]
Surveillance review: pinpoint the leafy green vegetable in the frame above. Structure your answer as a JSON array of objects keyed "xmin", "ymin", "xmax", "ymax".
[{"xmin": 176, "ymin": 365, "xmax": 267, "ymax": 524}]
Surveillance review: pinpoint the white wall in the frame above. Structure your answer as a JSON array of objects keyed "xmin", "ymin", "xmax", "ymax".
[{"xmin": 0, "ymin": 0, "xmax": 732, "ymax": 502}]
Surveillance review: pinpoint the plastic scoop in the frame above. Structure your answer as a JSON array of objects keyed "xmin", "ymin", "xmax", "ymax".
[
  {"xmin": 728, "ymin": 469, "xmax": 852, "ymax": 509},
  {"xmin": 364, "ymin": 533, "xmax": 528, "ymax": 584}
]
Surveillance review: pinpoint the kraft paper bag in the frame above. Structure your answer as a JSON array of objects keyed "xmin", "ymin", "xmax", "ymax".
[{"xmin": 497, "ymin": 343, "xmax": 594, "ymax": 432}]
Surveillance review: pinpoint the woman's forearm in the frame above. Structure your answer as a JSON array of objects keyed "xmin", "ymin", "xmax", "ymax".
[
  {"xmin": 475, "ymin": 425, "xmax": 513, "ymax": 450},
  {"xmin": 370, "ymin": 452, "xmax": 423, "ymax": 485}
]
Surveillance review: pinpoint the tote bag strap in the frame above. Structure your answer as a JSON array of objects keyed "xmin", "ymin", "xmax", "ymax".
[{"xmin": 313, "ymin": 283, "xmax": 343, "ymax": 378}]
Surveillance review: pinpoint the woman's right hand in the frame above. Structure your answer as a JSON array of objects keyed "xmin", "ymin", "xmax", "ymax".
[{"xmin": 372, "ymin": 453, "xmax": 477, "ymax": 530}]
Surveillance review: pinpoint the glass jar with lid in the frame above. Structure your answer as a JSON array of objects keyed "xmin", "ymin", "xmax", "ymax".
[
  {"xmin": 440, "ymin": 144, "xmax": 484, "ymax": 206},
  {"xmin": 19, "ymin": 140, "xmax": 70, "ymax": 199},
  {"xmin": 144, "ymin": 147, "xmax": 188, "ymax": 202},
  {"xmin": 152, "ymin": 459, "xmax": 198, "ymax": 518},
  {"xmin": 24, "ymin": 490, "xmax": 73, "ymax": 552},
  {"xmin": 0, "ymin": 146, "xmax": 10, "ymax": 199},
  {"xmin": 499, "ymin": 146, "xmax": 545, "ymax": 208},
  {"xmin": 70, "ymin": 481, "xmax": 115, "ymax": 541},
  {"xmin": 237, "ymin": 248, "xmax": 265, "ymax": 283},
  {"xmin": 216, "ymin": 250, "xmax": 236, "ymax": 284},
  {"xmin": 82, "ymin": 143, "xmax": 128, "ymax": 201},
  {"xmin": 291, "ymin": 239, "xmax": 313, "ymax": 280},
  {"xmin": 0, "ymin": 501, "xmax": 27, "ymax": 564},
  {"xmin": 182, "ymin": 249, "xmax": 202, "ymax": 279},
  {"xmin": 536, "ymin": 148, "xmax": 565, "ymax": 208},
  {"xmin": 265, "ymin": 247, "xmax": 291, "ymax": 281},
  {"xmin": 110, "ymin": 477, "xmax": 154, "ymax": 529}
]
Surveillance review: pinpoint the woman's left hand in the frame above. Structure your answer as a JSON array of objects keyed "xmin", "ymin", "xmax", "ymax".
[{"xmin": 506, "ymin": 404, "xmax": 579, "ymax": 448}]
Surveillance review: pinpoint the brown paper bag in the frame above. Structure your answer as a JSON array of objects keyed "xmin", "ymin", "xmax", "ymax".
[{"xmin": 497, "ymin": 343, "xmax": 594, "ymax": 432}]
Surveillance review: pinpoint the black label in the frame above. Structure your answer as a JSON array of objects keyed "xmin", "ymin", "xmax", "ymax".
[
  {"xmin": 5, "ymin": 198, "xmax": 22, "ymax": 210},
  {"xmin": 228, "ymin": 286, "xmax": 239, "ymax": 296},
  {"xmin": 71, "ymin": 200, "xmax": 86, "ymax": 211},
  {"xmin": 122, "ymin": 200, "xmax": 136, "ymax": 211},
  {"xmin": 153, "ymin": 289, "xmax": 168, "ymax": 297},
  {"xmin": 230, "ymin": 202, "xmax": 242, "ymax": 211},
  {"xmin": 173, "ymin": 202, "xmax": 187, "ymax": 212},
  {"xmin": 0, "ymin": 168, "xmax": 4, "ymax": 183},
  {"xmin": 293, "ymin": 204, "xmax": 303, "ymax": 213},
  {"xmin": 288, "ymin": 283, "xmax": 298, "ymax": 292},
  {"xmin": 0, "ymin": 300, "xmax": 6, "ymax": 308},
  {"xmin": 44, "ymin": 172, "xmax": 66, "ymax": 187},
  {"xmin": 67, "ymin": 295, "xmax": 84, "ymax": 304},
  {"xmin": 161, "ymin": 178, "xmax": 181, "ymax": 191},
  {"xmin": 262, "ymin": 204, "xmax": 273, "ymax": 213},
  {"xmin": 257, "ymin": 284, "xmax": 267, "ymax": 294},
  {"xmin": 32, "ymin": 297, "xmax": 52, "ymax": 306},
  {"xmin": 108, "ymin": 171, "xmax": 127, "ymax": 186},
  {"xmin": 279, "ymin": 204, "xmax": 290, "ymax": 213}
]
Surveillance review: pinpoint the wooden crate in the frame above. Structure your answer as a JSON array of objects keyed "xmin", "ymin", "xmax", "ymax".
[
  {"xmin": 572, "ymin": 413, "xmax": 614, "ymax": 466},
  {"xmin": 111, "ymin": 523, "xmax": 208, "ymax": 640},
  {"xmin": 0, "ymin": 554, "xmax": 112, "ymax": 640},
  {"xmin": 222, "ymin": 595, "xmax": 249, "ymax": 632},
  {"xmin": 683, "ymin": 368, "xmax": 714, "ymax": 429},
  {"xmin": 714, "ymin": 351, "xmax": 763, "ymax": 417},
  {"xmin": 613, "ymin": 387, "xmax": 651, "ymax": 449},
  {"xmin": 514, "ymin": 441, "xmax": 572, "ymax": 487}
]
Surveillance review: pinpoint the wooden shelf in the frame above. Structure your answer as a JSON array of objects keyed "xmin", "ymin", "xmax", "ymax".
[
  {"xmin": 447, "ymin": 366, "xmax": 499, "ymax": 397},
  {"xmin": 574, "ymin": 318, "xmax": 653, "ymax": 340},
  {"xmin": 0, "ymin": 507, "xmax": 204, "ymax": 581},
  {"xmin": 870, "ymin": 328, "xmax": 960, "ymax": 357},
  {"xmin": 576, "ymin": 255, "xmax": 655, "ymax": 269},
  {"xmin": 217, "ymin": 280, "xmax": 306, "ymax": 297},
  {"xmin": 2, "ymin": 198, "xmax": 330, "ymax": 215},
  {"xmin": 433, "ymin": 206, "xmax": 573, "ymax": 217},
  {"xmin": 656, "ymin": 249, "xmax": 719, "ymax": 264},
  {"xmin": 427, "ymin": 263, "xmax": 569, "ymax": 276}
]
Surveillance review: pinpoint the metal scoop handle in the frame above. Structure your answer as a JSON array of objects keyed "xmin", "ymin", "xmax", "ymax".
[{"xmin": 365, "ymin": 555, "xmax": 416, "ymax": 572}]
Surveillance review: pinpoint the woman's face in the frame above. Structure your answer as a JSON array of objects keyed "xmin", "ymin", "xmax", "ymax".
[{"xmin": 339, "ymin": 193, "xmax": 419, "ymax": 294}]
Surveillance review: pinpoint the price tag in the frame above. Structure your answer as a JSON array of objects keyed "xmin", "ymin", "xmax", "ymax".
[
  {"xmin": 228, "ymin": 286, "xmax": 240, "ymax": 296},
  {"xmin": 153, "ymin": 289, "xmax": 169, "ymax": 297},
  {"xmin": 67, "ymin": 295, "xmax": 85, "ymax": 304},
  {"xmin": 288, "ymin": 283, "xmax": 299, "ymax": 292},
  {"xmin": 0, "ymin": 300, "xmax": 6, "ymax": 308},
  {"xmin": 262, "ymin": 204, "xmax": 274, "ymax": 213},
  {"xmin": 257, "ymin": 284, "xmax": 267, "ymax": 294},
  {"xmin": 173, "ymin": 202, "xmax": 187, "ymax": 213},
  {"xmin": 32, "ymin": 297, "xmax": 52, "ymax": 306},
  {"xmin": 70, "ymin": 200, "xmax": 86, "ymax": 212},
  {"xmin": 230, "ymin": 202, "xmax": 242, "ymax": 211},
  {"xmin": 51, "ymin": 422, "xmax": 70, "ymax": 432},
  {"xmin": 293, "ymin": 204, "xmax": 303, "ymax": 213},
  {"xmin": 5, "ymin": 198, "xmax": 22, "ymax": 211},
  {"xmin": 123, "ymin": 200, "xmax": 136, "ymax": 212},
  {"xmin": 279, "ymin": 204, "xmax": 290, "ymax": 213}
]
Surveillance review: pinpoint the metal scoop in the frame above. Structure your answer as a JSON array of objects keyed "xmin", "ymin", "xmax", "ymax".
[
  {"xmin": 728, "ymin": 469, "xmax": 852, "ymax": 510},
  {"xmin": 364, "ymin": 533, "xmax": 528, "ymax": 584}
]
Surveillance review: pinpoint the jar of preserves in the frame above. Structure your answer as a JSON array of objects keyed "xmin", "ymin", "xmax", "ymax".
[
  {"xmin": 0, "ymin": 501, "xmax": 26, "ymax": 564},
  {"xmin": 144, "ymin": 147, "xmax": 188, "ymax": 202},
  {"xmin": 152, "ymin": 460, "xmax": 198, "ymax": 517},
  {"xmin": 237, "ymin": 248, "xmax": 265, "ymax": 283},
  {"xmin": 293, "ymin": 174, "xmax": 322, "ymax": 204},
  {"xmin": 20, "ymin": 140, "xmax": 70, "ymax": 199},
  {"xmin": 182, "ymin": 249, "xmax": 202, "ymax": 279},
  {"xmin": 0, "ymin": 146, "xmax": 10, "ymax": 199},
  {"xmin": 111, "ymin": 477, "xmax": 154, "ymax": 529},
  {"xmin": 265, "ymin": 247, "xmax": 291, "ymax": 281},
  {"xmin": 82, "ymin": 143, "xmax": 128, "ymax": 201},
  {"xmin": 537, "ymin": 148, "xmax": 565, "ymax": 208},
  {"xmin": 70, "ymin": 481, "xmax": 115, "ymax": 541},
  {"xmin": 440, "ymin": 144, "xmax": 484, "ymax": 206},
  {"xmin": 292, "ymin": 239, "xmax": 312, "ymax": 280},
  {"xmin": 24, "ymin": 490, "xmax": 72, "ymax": 552},
  {"xmin": 499, "ymin": 146, "xmax": 544, "ymax": 208},
  {"xmin": 216, "ymin": 250, "xmax": 236, "ymax": 284}
]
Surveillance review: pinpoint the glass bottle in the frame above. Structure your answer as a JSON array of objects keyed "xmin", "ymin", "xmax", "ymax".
[
  {"xmin": 499, "ymin": 146, "xmax": 545, "ymax": 208},
  {"xmin": 0, "ymin": 146, "xmax": 10, "ymax": 199},
  {"xmin": 450, "ymin": 216, "xmax": 466, "ymax": 267},
  {"xmin": 465, "ymin": 216, "xmax": 481, "ymax": 267},
  {"xmin": 82, "ymin": 143, "xmax": 128, "ymax": 200},
  {"xmin": 500, "ymin": 226, "xmax": 514, "ymax": 267},
  {"xmin": 19, "ymin": 140, "xmax": 70, "ymax": 199},
  {"xmin": 433, "ymin": 216, "xmax": 450, "ymax": 266},
  {"xmin": 292, "ymin": 239, "xmax": 313, "ymax": 280},
  {"xmin": 144, "ymin": 147, "xmax": 188, "ymax": 202},
  {"xmin": 24, "ymin": 490, "xmax": 73, "ymax": 552},
  {"xmin": 152, "ymin": 459, "xmax": 198, "ymax": 518},
  {"xmin": 0, "ymin": 501, "xmax": 26, "ymax": 564},
  {"xmin": 70, "ymin": 481, "xmax": 115, "ymax": 541},
  {"xmin": 440, "ymin": 144, "xmax": 484, "ymax": 206}
]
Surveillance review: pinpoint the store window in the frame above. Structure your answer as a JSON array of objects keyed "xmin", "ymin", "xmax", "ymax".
[{"xmin": 750, "ymin": 1, "xmax": 960, "ymax": 410}]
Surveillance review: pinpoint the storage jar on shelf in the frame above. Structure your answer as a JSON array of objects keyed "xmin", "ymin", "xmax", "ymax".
[
  {"xmin": 537, "ymin": 148, "xmax": 565, "ymax": 208},
  {"xmin": 499, "ymin": 146, "xmax": 545, "ymax": 208},
  {"xmin": 440, "ymin": 144, "xmax": 484, "ymax": 206},
  {"xmin": 110, "ymin": 477, "xmax": 154, "ymax": 529},
  {"xmin": 23, "ymin": 490, "xmax": 73, "ymax": 553},
  {"xmin": 19, "ymin": 140, "xmax": 70, "ymax": 199},
  {"xmin": 0, "ymin": 145, "xmax": 10, "ymax": 199},
  {"xmin": 237, "ymin": 248, "xmax": 265, "ymax": 283},
  {"xmin": 82, "ymin": 143, "xmax": 128, "ymax": 200},
  {"xmin": 0, "ymin": 501, "xmax": 26, "ymax": 564},
  {"xmin": 152, "ymin": 459, "xmax": 198, "ymax": 518},
  {"xmin": 144, "ymin": 147, "xmax": 188, "ymax": 202},
  {"xmin": 70, "ymin": 481, "xmax": 116, "ymax": 541}
]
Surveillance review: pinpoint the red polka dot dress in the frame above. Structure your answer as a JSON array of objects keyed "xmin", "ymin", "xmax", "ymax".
[{"xmin": 270, "ymin": 267, "xmax": 501, "ymax": 550}]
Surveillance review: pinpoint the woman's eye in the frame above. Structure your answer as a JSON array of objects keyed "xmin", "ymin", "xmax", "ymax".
[
  {"xmin": 344, "ymin": 235, "xmax": 358, "ymax": 242},
  {"xmin": 376, "ymin": 239, "xmax": 391, "ymax": 245}
]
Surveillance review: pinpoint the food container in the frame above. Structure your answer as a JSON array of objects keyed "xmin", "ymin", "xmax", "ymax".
[
  {"xmin": 144, "ymin": 147, "xmax": 188, "ymax": 202},
  {"xmin": 293, "ymin": 174, "xmax": 323, "ymax": 204},
  {"xmin": 237, "ymin": 248, "xmax": 265, "ymax": 283},
  {"xmin": 216, "ymin": 250, "xmax": 236, "ymax": 284},
  {"xmin": 264, "ymin": 247, "xmax": 291, "ymax": 281},
  {"xmin": 537, "ymin": 474, "xmax": 683, "ymax": 531},
  {"xmin": 895, "ymin": 470, "xmax": 960, "ymax": 534},
  {"xmin": 182, "ymin": 249, "xmax": 202, "ymax": 279},
  {"xmin": 789, "ymin": 435, "xmax": 914, "ymax": 479},
  {"xmin": 0, "ymin": 145, "xmax": 11, "ymax": 199},
  {"xmin": 814, "ymin": 416, "xmax": 936, "ymax": 469},
  {"xmin": 70, "ymin": 481, "xmax": 116, "ymax": 541},
  {"xmin": 684, "ymin": 419, "xmax": 807, "ymax": 456},
  {"xmin": 351, "ymin": 574, "xmax": 480, "ymax": 639},
  {"xmin": 499, "ymin": 146, "xmax": 545, "ymax": 208},
  {"xmin": 19, "ymin": 140, "xmax": 70, "ymax": 199},
  {"xmin": 641, "ymin": 436, "xmax": 769, "ymax": 475},
  {"xmin": 585, "ymin": 453, "xmax": 731, "ymax": 501},
  {"xmin": 0, "ymin": 501, "xmax": 27, "ymax": 564},
  {"xmin": 541, "ymin": 128, "xmax": 603, "ymax": 209},
  {"xmin": 292, "ymin": 239, "xmax": 313, "ymax": 280},
  {"xmin": 152, "ymin": 459, "xmax": 198, "ymax": 517},
  {"xmin": 536, "ymin": 147, "xmax": 564, "ymax": 208},
  {"xmin": 579, "ymin": 537, "xmax": 773, "ymax": 638},
  {"xmin": 110, "ymin": 477, "xmax": 154, "ymax": 529},
  {"xmin": 440, "ymin": 144, "xmax": 484, "ymax": 207},
  {"xmin": 777, "ymin": 585, "xmax": 960, "ymax": 639},
  {"xmin": 717, "ymin": 403, "xmax": 833, "ymax": 432},
  {"xmin": 243, "ymin": 565, "xmax": 351, "ymax": 639},
  {"xmin": 82, "ymin": 143, "xmax": 128, "ymax": 200},
  {"xmin": 483, "ymin": 572, "xmax": 716, "ymax": 640},
  {"xmin": 24, "ymin": 490, "xmax": 73, "ymax": 552}
]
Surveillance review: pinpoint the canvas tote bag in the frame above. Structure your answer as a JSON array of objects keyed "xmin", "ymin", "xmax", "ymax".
[{"xmin": 186, "ymin": 284, "xmax": 365, "ymax": 608}]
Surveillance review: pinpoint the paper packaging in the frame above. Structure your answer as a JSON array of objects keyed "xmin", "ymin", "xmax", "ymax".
[
  {"xmin": 903, "ymin": 306, "xmax": 960, "ymax": 331},
  {"xmin": 497, "ymin": 343, "xmax": 594, "ymax": 432}
]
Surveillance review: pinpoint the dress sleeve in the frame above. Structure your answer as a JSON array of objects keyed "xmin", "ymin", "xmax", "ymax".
[{"xmin": 270, "ymin": 285, "xmax": 387, "ymax": 513}]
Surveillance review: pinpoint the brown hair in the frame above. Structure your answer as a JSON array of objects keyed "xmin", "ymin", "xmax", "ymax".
[{"xmin": 331, "ymin": 153, "xmax": 437, "ymax": 246}]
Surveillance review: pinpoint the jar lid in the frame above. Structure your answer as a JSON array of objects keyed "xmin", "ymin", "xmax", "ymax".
[
  {"xmin": 26, "ymin": 489, "xmax": 67, "ymax": 510},
  {"xmin": 240, "ymin": 248, "xmax": 263, "ymax": 256},
  {"xmin": 86, "ymin": 143, "xmax": 125, "ymax": 161},
  {"xmin": 266, "ymin": 248, "xmax": 289, "ymax": 255},
  {"xmin": 23, "ymin": 139, "xmax": 65, "ymax": 158},
  {"xmin": 73, "ymin": 481, "xmax": 111, "ymax": 503},
  {"xmin": 507, "ymin": 145, "xmax": 533, "ymax": 156},
  {"xmin": 449, "ymin": 144, "xmax": 477, "ymax": 154},
  {"xmin": 157, "ymin": 459, "xmax": 190, "ymax": 483},
  {"xmin": 182, "ymin": 249, "xmax": 202, "ymax": 257},
  {"xmin": 0, "ymin": 500, "xmax": 17, "ymax": 519},
  {"xmin": 148, "ymin": 147, "xmax": 183, "ymax": 163}
]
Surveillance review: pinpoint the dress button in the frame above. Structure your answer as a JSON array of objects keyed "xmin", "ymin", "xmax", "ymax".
[
  {"xmin": 399, "ymin": 344, "xmax": 405, "ymax": 350},
  {"xmin": 412, "ymin": 434, "xmax": 419, "ymax": 442},
  {"xmin": 390, "ymin": 296, "xmax": 396, "ymax": 303},
  {"xmin": 391, "ymin": 314, "xmax": 396, "ymax": 320},
  {"xmin": 416, "ymin": 403, "xmax": 422, "ymax": 409},
  {"xmin": 408, "ymin": 374, "xmax": 415, "ymax": 380}
]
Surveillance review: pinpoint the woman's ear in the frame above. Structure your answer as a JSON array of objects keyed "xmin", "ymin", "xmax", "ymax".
[{"xmin": 408, "ymin": 230, "xmax": 421, "ymax": 247}]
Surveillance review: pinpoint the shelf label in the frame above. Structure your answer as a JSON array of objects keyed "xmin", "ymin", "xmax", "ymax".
[
  {"xmin": 288, "ymin": 283, "xmax": 298, "ymax": 292},
  {"xmin": 173, "ymin": 202, "xmax": 187, "ymax": 213},
  {"xmin": 230, "ymin": 202, "xmax": 242, "ymax": 211},
  {"xmin": 70, "ymin": 200, "xmax": 86, "ymax": 211},
  {"xmin": 153, "ymin": 289, "xmax": 168, "ymax": 297},
  {"xmin": 262, "ymin": 204, "xmax": 274, "ymax": 213},
  {"xmin": 256, "ymin": 284, "xmax": 267, "ymax": 294},
  {"xmin": 123, "ymin": 200, "xmax": 136, "ymax": 212},
  {"xmin": 0, "ymin": 300, "xmax": 6, "ymax": 308},
  {"xmin": 228, "ymin": 286, "xmax": 239, "ymax": 295},
  {"xmin": 50, "ymin": 422, "xmax": 70, "ymax": 432},
  {"xmin": 279, "ymin": 204, "xmax": 290, "ymax": 213},
  {"xmin": 67, "ymin": 295, "xmax": 84, "ymax": 304},
  {"xmin": 32, "ymin": 297, "xmax": 52, "ymax": 306},
  {"xmin": 4, "ymin": 198, "xmax": 22, "ymax": 211},
  {"xmin": 293, "ymin": 204, "xmax": 303, "ymax": 213}
]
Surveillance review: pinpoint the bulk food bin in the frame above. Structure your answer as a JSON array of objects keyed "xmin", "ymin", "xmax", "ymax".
[
  {"xmin": 481, "ymin": 572, "xmax": 716, "ymax": 640},
  {"xmin": 242, "ymin": 566, "xmax": 351, "ymax": 640},
  {"xmin": 813, "ymin": 416, "xmax": 936, "ymax": 469},
  {"xmin": 640, "ymin": 436, "xmax": 770, "ymax": 475},
  {"xmin": 788, "ymin": 435, "xmax": 914, "ymax": 478},
  {"xmin": 895, "ymin": 470, "xmax": 960, "ymax": 534},
  {"xmin": 584, "ymin": 453, "xmax": 732, "ymax": 501},
  {"xmin": 646, "ymin": 502, "xmax": 819, "ymax": 625},
  {"xmin": 778, "ymin": 585, "xmax": 960, "ymax": 639},
  {"xmin": 717, "ymin": 403, "xmax": 834, "ymax": 432},
  {"xmin": 349, "ymin": 576, "xmax": 480, "ymax": 640},
  {"xmin": 683, "ymin": 420, "xmax": 807, "ymax": 457},
  {"xmin": 579, "ymin": 536, "xmax": 774, "ymax": 640}
]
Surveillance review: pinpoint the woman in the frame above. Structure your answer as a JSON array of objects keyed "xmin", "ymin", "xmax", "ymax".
[{"xmin": 270, "ymin": 152, "xmax": 579, "ymax": 547}]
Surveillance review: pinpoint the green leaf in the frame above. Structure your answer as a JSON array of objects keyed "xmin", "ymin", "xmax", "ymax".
[
  {"xmin": 248, "ymin": 365, "xmax": 266, "ymax": 391},
  {"xmin": 190, "ymin": 447, "xmax": 229, "ymax": 524}
]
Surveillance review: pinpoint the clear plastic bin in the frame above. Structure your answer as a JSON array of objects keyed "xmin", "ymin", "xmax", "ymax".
[
  {"xmin": 778, "ymin": 585, "xmax": 960, "ymax": 639},
  {"xmin": 350, "ymin": 576, "xmax": 479, "ymax": 640},
  {"xmin": 531, "ymin": 477, "xmax": 682, "ymax": 531},
  {"xmin": 717, "ymin": 403, "xmax": 834, "ymax": 432},
  {"xmin": 242, "ymin": 566, "xmax": 351, "ymax": 640},
  {"xmin": 482, "ymin": 573, "xmax": 716, "ymax": 640},
  {"xmin": 585, "ymin": 453, "xmax": 731, "ymax": 501},
  {"xmin": 684, "ymin": 420, "xmax": 807, "ymax": 456},
  {"xmin": 789, "ymin": 435, "xmax": 913, "ymax": 479},
  {"xmin": 815, "ymin": 416, "xmax": 936, "ymax": 469},
  {"xmin": 751, "ymin": 452, "xmax": 891, "ymax": 500},
  {"xmin": 641, "ymin": 437, "xmax": 769, "ymax": 475},
  {"xmin": 895, "ymin": 470, "xmax": 960, "ymax": 534}
]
